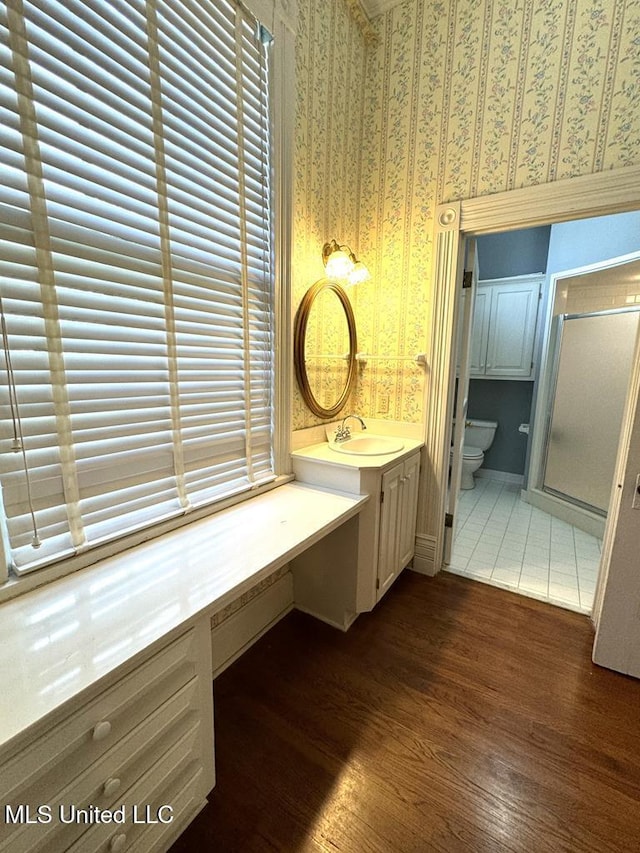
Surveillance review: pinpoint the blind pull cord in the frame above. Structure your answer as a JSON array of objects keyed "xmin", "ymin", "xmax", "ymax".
[
  {"xmin": 258, "ymin": 31, "xmax": 274, "ymax": 455},
  {"xmin": 7, "ymin": 0, "xmax": 85, "ymax": 552},
  {"xmin": 0, "ymin": 296, "xmax": 40, "ymax": 548},
  {"xmin": 1, "ymin": 298, "xmax": 22, "ymax": 452},
  {"xmin": 236, "ymin": 9, "xmax": 255, "ymax": 484}
]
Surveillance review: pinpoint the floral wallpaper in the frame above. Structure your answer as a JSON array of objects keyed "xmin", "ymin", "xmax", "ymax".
[
  {"xmin": 292, "ymin": 0, "xmax": 369, "ymax": 429},
  {"xmin": 292, "ymin": 0, "xmax": 640, "ymax": 429}
]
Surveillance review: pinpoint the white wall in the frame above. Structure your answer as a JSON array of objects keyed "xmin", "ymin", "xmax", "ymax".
[
  {"xmin": 540, "ymin": 210, "xmax": 640, "ymax": 382},
  {"xmin": 477, "ymin": 226, "xmax": 550, "ymax": 280},
  {"xmin": 546, "ymin": 211, "xmax": 640, "ymax": 277}
]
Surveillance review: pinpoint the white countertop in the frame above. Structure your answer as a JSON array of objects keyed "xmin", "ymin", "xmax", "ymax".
[
  {"xmin": 0, "ymin": 483, "xmax": 368, "ymax": 752},
  {"xmin": 291, "ymin": 436, "xmax": 424, "ymax": 469}
]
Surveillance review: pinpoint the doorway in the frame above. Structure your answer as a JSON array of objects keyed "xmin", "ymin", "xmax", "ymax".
[
  {"xmin": 445, "ymin": 218, "xmax": 640, "ymax": 615},
  {"xmin": 418, "ymin": 165, "xmax": 640, "ymax": 674}
]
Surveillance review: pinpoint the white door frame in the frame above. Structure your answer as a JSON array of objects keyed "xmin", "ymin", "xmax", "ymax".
[
  {"xmin": 444, "ymin": 240, "xmax": 478, "ymax": 564},
  {"xmin": 592, "ymin": 324, "xmax": 640, "ymax": 674},
  {"xmin": 413, "ymin": 164, "xmax": 640, "ymax": 587}
]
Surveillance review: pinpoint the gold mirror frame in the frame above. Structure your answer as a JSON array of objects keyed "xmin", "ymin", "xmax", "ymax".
[{"xmin": 293, "ymin": 279, "xmax": 357, "ymax": 418}]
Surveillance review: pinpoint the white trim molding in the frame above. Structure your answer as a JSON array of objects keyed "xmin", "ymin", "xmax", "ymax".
[
  {"xmin": 421, "ymin": 165, "xmax": 640, "ymax": 576},
  {"xmin": 275, "ymin": 0, "xmax": 298, "ymax": 34},
  {"xmin": 248, "ymin": 0, "xmax": 298, "ymax": 34},
  {"xmin": 235, "ymin": 0, "xmax": 297, "ymax": 475},
  {"xmin": 592, "ymin": 324, "xmax": 640, "ymax": 671},
  {"xmin": 417, "ymin": 202, "xmax": 463, "ymax": 577},
  {"xmin": 461, "ymin": 165, "xmax": 640, "ymax": 235},
  {"xmin": 269, "ymin": 0, "xmax": 297, "ymax": 474},
  {"xmin": 411, "ymin": 533, "xmax": 438, "ymax": 576}
]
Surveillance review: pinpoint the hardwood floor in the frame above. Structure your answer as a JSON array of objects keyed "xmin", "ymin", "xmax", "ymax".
[{"xmin": 170, "ymin": 570, "xmax": 640, "ymax": 853}]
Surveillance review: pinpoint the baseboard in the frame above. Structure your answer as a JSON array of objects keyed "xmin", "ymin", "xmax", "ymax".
[
  {"xmin": 411, "ymin": 533, "xmax": 439, "ymax": 576},
  {"xmin": 211, "ymin": 573, "xmax": 294, "ymax": 677},
  {"xmin": 523, "ymin": 488, "xmax": 605, "ymax": 538},
  {"xmin": 476, "ymin": 468, "xmax": 524, "ymax": 486},
  {"xmin": 294, "ymin": 604, "xmax": 358, "ymax": 632}
]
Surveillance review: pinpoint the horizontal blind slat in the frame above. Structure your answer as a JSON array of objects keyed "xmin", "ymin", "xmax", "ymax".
[{"xmin": 0, "ymin": 0, "xmax": 273, "ymax": 575}]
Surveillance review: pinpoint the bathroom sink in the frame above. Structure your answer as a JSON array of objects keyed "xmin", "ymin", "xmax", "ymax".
[{"xmin": 329, "ymin": 436, "xmax": 404, "ymax": 456}]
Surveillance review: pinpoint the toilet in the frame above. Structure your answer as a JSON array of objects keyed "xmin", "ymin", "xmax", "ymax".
[{"xmin": 450, "ymin": 418, "xmax": 498, "ymax": 489}]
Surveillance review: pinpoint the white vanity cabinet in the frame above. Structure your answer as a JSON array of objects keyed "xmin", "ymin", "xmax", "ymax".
[
  {"xmin": 470, "ymin": 275, "xmax": 542, "ymax": 379},
  {"xmin": 291, "ymin": 441, "xmax": 423, "ymax": 622},
  {"xmin": 0, "ymin": 621, "xmax": 215, "ymax": 853},
  {"xmin": 377, "ymin": 453, "xmax": 421, "ymax": 599}
]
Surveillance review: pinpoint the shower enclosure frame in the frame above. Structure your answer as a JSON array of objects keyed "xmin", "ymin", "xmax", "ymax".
[
  {"xmin": 524, "ymin": 251, "xmax": 640, "ymax": 538},
  {"xmin": 541, "ymin": 306, "xmax": 640, "ymax": 516}
]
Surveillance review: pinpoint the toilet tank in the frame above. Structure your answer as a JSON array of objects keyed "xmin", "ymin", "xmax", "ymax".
[{"xmin": 464, "ymin": 418, "xmax": 498, "ymax": 451}]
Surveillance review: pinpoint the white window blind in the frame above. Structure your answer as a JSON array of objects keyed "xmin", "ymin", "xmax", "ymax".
[{"xmin": 0, "ymin": 0, "xmax": 275, "ymax": 574}]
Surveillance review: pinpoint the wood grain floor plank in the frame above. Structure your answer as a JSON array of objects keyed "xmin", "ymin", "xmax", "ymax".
[{"xmin": 170, "ymin": 571, "xmax": 640, "ymax": 853}]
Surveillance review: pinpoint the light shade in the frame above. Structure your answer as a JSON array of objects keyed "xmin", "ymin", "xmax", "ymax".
[
  {"xmin": 326, "ymin": 249, "xmax": 354, "ymax": 278},
  {"xmin": 322, "ymin": 238, "xmax": 370, "ymax": 285},
  {"xmin": 347, "ymin": 261, "xmax": 371, "ymax": 285}
]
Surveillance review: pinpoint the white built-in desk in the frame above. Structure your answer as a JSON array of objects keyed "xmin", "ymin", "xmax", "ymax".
[
  {"xmin": 0, "ymin": 482, "xmax": 367, "ymax": 750},
  {"xmin": 0, "ymin": 483, "xmax": 367, "ymax": 853}
]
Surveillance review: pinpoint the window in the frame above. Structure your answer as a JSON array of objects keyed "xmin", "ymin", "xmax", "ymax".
[{"xmin": 0, "ymin": 0, "xmax": 280, "ymax": 578}]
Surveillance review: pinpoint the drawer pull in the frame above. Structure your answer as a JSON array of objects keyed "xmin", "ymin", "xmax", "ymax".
[
  {"xmin": 110, "ymin": 833, "xmax": 127, "ymax": 852},
  {"xmin": 92, "ymin": 720, "xmax": 112, "ymax": 742},
  {"xmin": 103, "ymin": 777, "xmax": 122, "ymax": 797}
]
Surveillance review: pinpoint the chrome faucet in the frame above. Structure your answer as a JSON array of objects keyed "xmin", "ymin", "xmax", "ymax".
[{"xmin": 334, "ymin": 414, "xmax": 367, "ymax": 443}]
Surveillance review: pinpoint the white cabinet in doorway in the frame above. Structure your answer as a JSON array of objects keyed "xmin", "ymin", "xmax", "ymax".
[{"xmin": 470, "ymin": 275, "xmax": 542, "ymax": 379}]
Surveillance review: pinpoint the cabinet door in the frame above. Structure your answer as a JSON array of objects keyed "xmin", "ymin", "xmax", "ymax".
[
  {"xmin": 398, "ymin": 453, "xmax": 420, "ymax": 570},
  {"xmin": 469, "ymin": 288, "xmax": 490, "ymax": 375},
  {"xmin": 485, "ymin": 280, "xmax": 539, "ymax": 377},
  {"xmin": 377, "ymin": 462, "xmax": 403, "ymax": 599}
]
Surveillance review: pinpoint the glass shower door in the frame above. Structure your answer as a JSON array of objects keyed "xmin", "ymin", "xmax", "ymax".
[{"xmin": 543, "ymin": 309, "xmax": 640, "ymax": 514}]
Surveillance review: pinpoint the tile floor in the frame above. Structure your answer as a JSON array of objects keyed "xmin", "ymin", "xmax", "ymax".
[{"xmin": 445, "ymin": 477, "xmax": 602, "ymax": 614}]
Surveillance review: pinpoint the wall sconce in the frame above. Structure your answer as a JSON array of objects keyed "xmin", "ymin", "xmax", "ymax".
[{"xmin": 322, "ymin": 239, "xmax": 371, "ymax": 285}]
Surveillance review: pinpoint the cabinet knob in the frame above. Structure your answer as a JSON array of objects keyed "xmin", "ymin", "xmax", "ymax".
[
  {"xmin": 110, "ymin": 833, "xmax": 127, "ymax": 852},
  {"xmin": 92, "ymin": 720, "xmax": 112, "ymax": 742},
  {"xmin": 103, "ymin": 777, "xmax": 121, "ymax": 797}
]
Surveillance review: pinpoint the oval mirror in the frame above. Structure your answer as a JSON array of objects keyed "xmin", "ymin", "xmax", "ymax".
[{"xmin": 294, "ymin": 279, "xmax": 357, "ymax": 418}]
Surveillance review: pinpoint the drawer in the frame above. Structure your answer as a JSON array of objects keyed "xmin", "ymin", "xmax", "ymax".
[
  {"xmin": 1, "ymin": 628, "xmax": 198, "ymax": 810},
  {"xmin": 2, "ymin": 677, "xmax": 204, "ymax": 853},
  {"xmin": 127, "ymin": 765, "xmax": 205, "ymax": 853},
  {"xmin": 65, "ymin": 724, "xmax": 207, "ymax": 853}
]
